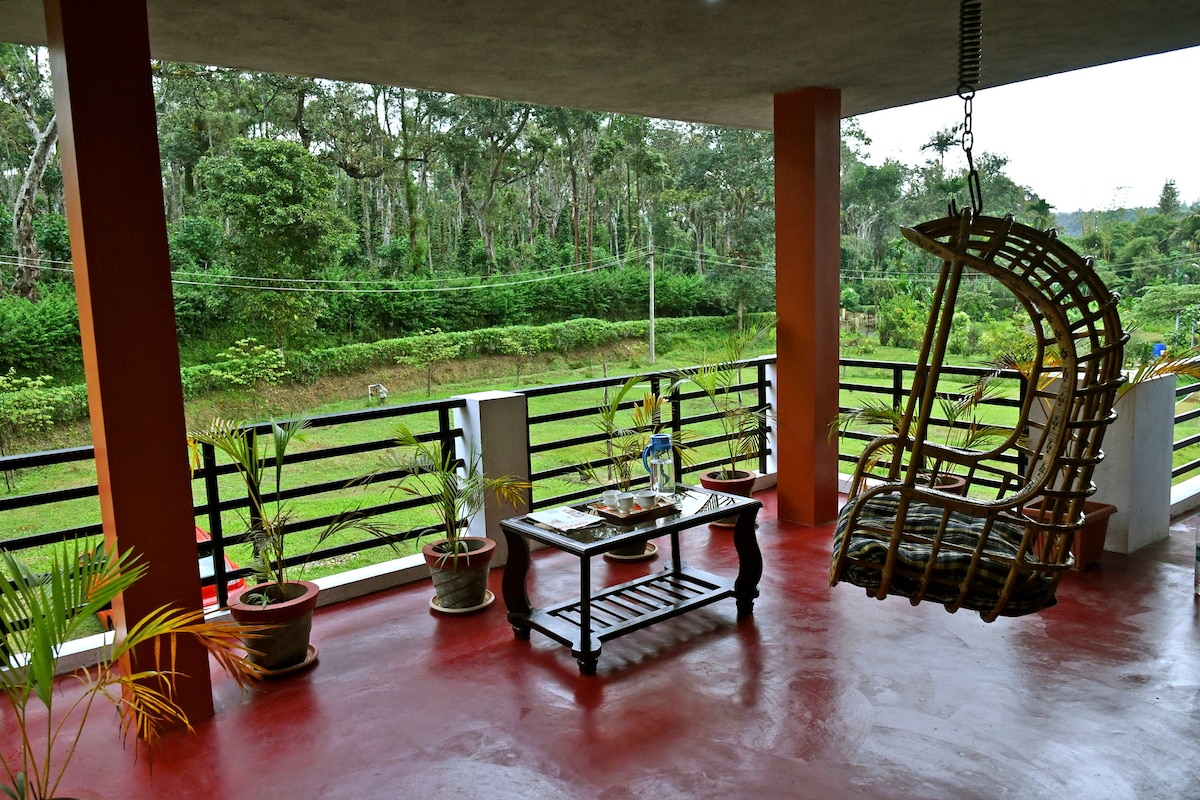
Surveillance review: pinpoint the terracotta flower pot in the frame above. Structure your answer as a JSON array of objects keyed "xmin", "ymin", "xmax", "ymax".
[
  {"xmin": 921, "ymin": 472, "xmax": 968, "ymax": 495},
  {"xmin": 229, "ymin": 579, "xmax": 320, "ymax": 673},
  {"xmin": 1022, "ymin": 499, "xmax": 1117, "ymax": 570},
  {"xmin": 423, "ymin": 536, "xmax": 496, "ymax": 612},
  {"xmin": 699, "ymin": 469, "xmax": 757, "ymax": 526}
]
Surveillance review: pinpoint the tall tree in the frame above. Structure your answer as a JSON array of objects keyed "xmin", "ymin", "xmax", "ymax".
[
  {"xmin": 540, "ymin": 107, "xmax": 600, "ymax": 268},
  {"xmin": 1158, "ymin": 179, "xmax": 1181, "ymax": 217},
  {"xmin": 702, "ymin": 127, "xmax": 774, "ymax": 327},
  {"xmin": 444, "ymin": 97, "xmax": 531, "ymax": 270},
  {"xmin": 196, "ymin": 138, "xmax": 353, "ymax": 349},
  {"xmin": 0, "ymin": 45, "xmax": 57, "ymax": 300}
]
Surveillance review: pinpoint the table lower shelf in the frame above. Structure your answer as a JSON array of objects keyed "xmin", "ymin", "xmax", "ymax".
[{"xmin": 513, "ymin": 563, "xmax": 736, "ymax": 673}]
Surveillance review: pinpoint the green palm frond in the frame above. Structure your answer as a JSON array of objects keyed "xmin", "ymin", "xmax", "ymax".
[
  {"xmin": 381, "ymin": 424, "xmax": 529, "ymax": 551},
  {"xmin": 671, "ymin": 318, "xmax": 775, "ymax": 477},
  {"xmin": 1122, "ymin": 349, "xmax": 1200, "ymax": 396},
  {"xmin": 0, "ymin": 543, "xmax": 265, "ymax": 800}
]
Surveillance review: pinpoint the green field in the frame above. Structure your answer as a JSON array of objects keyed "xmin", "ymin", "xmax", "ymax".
[{"xmin": 5, "ymin": 333, "xmax": 1199, "ymax": 601}]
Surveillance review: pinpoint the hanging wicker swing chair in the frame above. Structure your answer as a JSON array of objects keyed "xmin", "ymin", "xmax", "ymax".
[{"xmin": 830, "ymin": 209, "xmax": 1127, "ymax": 621}]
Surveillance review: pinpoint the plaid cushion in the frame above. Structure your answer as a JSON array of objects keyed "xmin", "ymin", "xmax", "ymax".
[{"xmin": 834, "ymin": 493, "xmax": 1056, "ymax": 617}]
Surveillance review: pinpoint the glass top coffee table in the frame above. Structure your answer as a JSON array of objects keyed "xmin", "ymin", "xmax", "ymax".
[{"xmin": 499, "ymin": 485, "xmax": 762, "ymax": 675}]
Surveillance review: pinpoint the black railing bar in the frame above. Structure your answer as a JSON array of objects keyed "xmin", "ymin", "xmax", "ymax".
[
  {"xmin": 529, "ymin": 425, "xmax": 662, "ymax": 454},
  {"xmin": 529, "ymin": 407, "xmax": 748, "ymax": 454},
  {"xmin": 271, "ymin": 522, "xmax": 443, "ymax": 572},
  {"xmin": 522, "ymin": 373, "xmax": 664, "ymax": 398},
  {"xmin": 190, "ymin": 462, "xmax": 443, "ymax": 520},
  {"xmin": 1176, "ymin": 381, "xmax": 1200, "ymax": 399},
  {"xmin": 240, "ymin": 399, "xmax": 466, "ymax": 434},
  {"xmin": 528, "ymin": 399, "xmax": 661, "ymax": 426},
  {"xmin": 302, "ymin": 528, "xmax": 427, "ymax": 562},
  {"xmin": 280, "ymin": 437, "xmax": 410, "ymax": 462},
  {"xmin": 525, "ymin": 356, "xmax": 776, "ymax": 399},
  {"xmin": 1172, "ymin": 457, "xmax": 1200, "ymax": 479},
  {"xmin": 523, "ymin": 357, "xmax": 774, "ymax": 401},
  {"xmin": 209, "ymin": 488, "xmax": 443, "ymax": 540},
  {"xmin": 1173, "ymin": 431, "xmax": 1200, "ymax": 452},
  {"xmin": 527, "ymin": 406, "xmax": 609, "ymax": 426},
  {"xmin": 1175, "ymin": 407, "xmax": 1200, "ymax": 425},
  {"xmin": 530, "ymin": 485, "xmax": 606, "ymax": 511},
  {"xmin": 197, "ymin": 441, "xmax": 230, "ymax": 608},
  {"xmin": 530, "ymin": 463, "xmax": 590, "ymax": 483},
  {"xmin": 840, "ymin": 359, "xmax": 1021, "ymax": 380},
  {"xmin": 0, "ymin": 445, "xmax": 94, "ymax": 472},
  {"xmin": 838, "ymin": 383, "xmax": 1023, "ymax": 409},
  {"xmin": 0, "ymin": 484, "xmax": 99, "ymax": 513},
  {"xmin": 677, "ymin": 455, "xmax": 732, "ymax": 476},
  {"xmin": 265, "ymin": 427, "xmax": 464, "ymax": 470},
  {"xmin": 0, "ymin": 524, "xmax": 104, "ymax": 552}
]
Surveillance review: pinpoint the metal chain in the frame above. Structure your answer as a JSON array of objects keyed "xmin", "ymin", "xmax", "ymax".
[{"xmin": 958, "ymin": 0, "xmax": 984, "ymax": 214}]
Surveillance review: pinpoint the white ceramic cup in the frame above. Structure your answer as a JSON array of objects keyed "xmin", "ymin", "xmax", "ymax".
[
  {"xmin": 616, "ymin": 492, "xmax": 635, "ymax": 513},
  {"xmin": 634, "ymin": 489, "xmax": 657, "ymax": 510},
  {"xmin": 601, "ymin": 490, "xmax": 620, "ymax": 509}
]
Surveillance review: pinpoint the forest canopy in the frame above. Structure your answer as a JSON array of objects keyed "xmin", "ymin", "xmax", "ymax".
[{"xmin": 1, "ymin": 44, "xmax": 1197, "ymax": 378}]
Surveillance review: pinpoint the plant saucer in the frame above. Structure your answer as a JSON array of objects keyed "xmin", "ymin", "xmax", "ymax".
[
  {"xmin": 603, "ymin": 542, "xmax": 659, "ymax": 562},
  {"xmin": 430, "ymin": 589, "xmax": 495, "ymax": 614},
  {"xmin": 261, "ymin": 644, "xmax": 320, "ymax": 679}
]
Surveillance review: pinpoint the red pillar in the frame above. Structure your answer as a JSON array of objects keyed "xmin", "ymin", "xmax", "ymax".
[
  {"xmin": 45, "ymin": 0, "xmax": 213, "ymax": 718},
  {"xmin": 774, "ymin": 88, "xmax": 841, "ymax": 526}
]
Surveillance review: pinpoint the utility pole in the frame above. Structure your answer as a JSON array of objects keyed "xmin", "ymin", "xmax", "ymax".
[{"xmin": 645, "ymin": 211, "xmax": 655, "ymax": 365}]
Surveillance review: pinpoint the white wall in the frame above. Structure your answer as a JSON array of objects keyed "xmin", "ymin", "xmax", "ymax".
[{"xmin": 1092, "ymin": 374, "xmax": 1175, "ymax": 553}]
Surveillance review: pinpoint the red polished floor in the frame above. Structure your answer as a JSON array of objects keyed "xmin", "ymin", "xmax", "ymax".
[{"xmin": 22, "ymin": 490, "xmax": 1200, "ymax": 799}]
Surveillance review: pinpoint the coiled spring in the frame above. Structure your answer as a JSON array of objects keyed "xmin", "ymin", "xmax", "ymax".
[{"xmin": 957, "ymin": 0, "xmax": 983, "ymax": 96}]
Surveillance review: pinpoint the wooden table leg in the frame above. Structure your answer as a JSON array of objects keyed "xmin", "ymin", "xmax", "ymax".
[
  {"xmin": 733, "ymin": 503, "xmax": 763, "ymax": 616},
  {"xmin": 501, "ymin": 525, "xmax": 532, "ymax": 638}
]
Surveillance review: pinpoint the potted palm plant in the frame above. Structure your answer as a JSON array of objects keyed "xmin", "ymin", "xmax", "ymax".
[
  {"xmin": 672, "ymin": 319, "xmax": 775, "ymax": 500},
  {"xmin": 380, "ymin": 425, "xmax": 529, "ymax": 613},
  {"xmin": 991, "ymin": 344, "xmax": 1200, "ymax": 567},
  {"xmin": 0, "ymin": 540, "xmax": 263, "ymax": 800},
  {"xmin": 579, "ymin": 376, "xmax": 680, "ymax": 557},
  {"xmin": 831, "ymin": 384, "xmax": 1010, "ymax": 495},
  {"xmin": 189, "ymin": 417, "xmax": 387, "ymax": 673}
]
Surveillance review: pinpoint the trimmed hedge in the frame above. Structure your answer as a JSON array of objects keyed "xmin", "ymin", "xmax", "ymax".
[{"xmin": 44, "ymin": 315, "xmax": 764, "ymax": 426}]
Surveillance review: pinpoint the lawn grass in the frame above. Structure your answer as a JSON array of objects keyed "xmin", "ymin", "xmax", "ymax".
[{"xmin": 6, "ymin": 331, "xmax": 1198, "ymax": 591}]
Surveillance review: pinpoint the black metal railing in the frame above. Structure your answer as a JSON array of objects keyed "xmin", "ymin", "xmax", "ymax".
[
  {"xmin": 6, "ymin": 355, "xmax": 1200, "ymax": 612},
  {"xmin": 524, "ymin": 356, "xmax": 775, "ymax": 510},
  {"xmin": 835, "ymin": 359, "xmax": 1027, "ymax": 486},
  {"xmin": 0, "ymin": 399, "xmax": 465, "ymax": 608},
  {"xmin": 1172, "ymin": 379, "xmax": 1200, "ymax": 481}
]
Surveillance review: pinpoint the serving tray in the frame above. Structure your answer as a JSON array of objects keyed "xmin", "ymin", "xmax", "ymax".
[{"xmin": 589, "ymin": 498, "xmax": 678, "ymax": 525}]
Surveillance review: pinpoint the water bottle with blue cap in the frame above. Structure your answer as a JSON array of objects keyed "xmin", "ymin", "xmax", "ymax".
[{"xmin": 642, "ymin": 433, "xmax": 674, "ymax": 496}]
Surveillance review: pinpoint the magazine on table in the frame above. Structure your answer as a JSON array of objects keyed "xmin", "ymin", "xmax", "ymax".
[{"xmin": 526, "ymin": 506, "xmax": 603, "ymax": 531}]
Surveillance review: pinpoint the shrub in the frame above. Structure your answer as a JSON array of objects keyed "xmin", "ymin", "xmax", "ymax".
[
  {"xmin": 876, "ymin": 293, "xmax": 927, "ymax": 349},
  {"xmin": 0, "ymin": 287, "xmax": 82, "ymax": 377},
  {"xmin": 208, "ymin": 338, "xmax": 291, "ymax": 387}
]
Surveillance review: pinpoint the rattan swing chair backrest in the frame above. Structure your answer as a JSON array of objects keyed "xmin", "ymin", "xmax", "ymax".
[{"xmin": 830, "ymin": 209, "xmax": 1127, "ymax": 621}]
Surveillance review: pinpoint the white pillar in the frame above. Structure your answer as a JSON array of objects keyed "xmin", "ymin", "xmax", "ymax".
[
  {"xmin": 455, "ymin": 391, "xmax": 530, "ymax": 566},
  {"xmin": 1092, "ymin": 375, "xmax": 1175, "ymax": 553},
  {"xmin": 756, "ymin": 361, "xmax": 780, "ymax": 491}
]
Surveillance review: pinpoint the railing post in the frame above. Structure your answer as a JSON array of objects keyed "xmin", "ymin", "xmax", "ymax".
[
  {"xmin": 199, "ymin": 441, "xmax": 231, "ymax": 609},
  {"xmin": 763, "ymin": 360, "xmax": 779, "ymax": 479},
  {"xmin": 437, "ymin": 405, "xmax": 455, "ymax": 470},
  {"xmin": 456, "ymin": 391, "xmax": 530, "ymax": 567},
  {"xmin": 246, "ymin": 428, "xmax": 262, "ymax": 532},
  {"xmin": 668, "ymin": 378, "xmax": 684, "ymax": 483}
]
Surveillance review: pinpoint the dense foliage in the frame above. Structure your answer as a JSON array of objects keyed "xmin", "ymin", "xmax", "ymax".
[{"xmin": 1, "ymin": 45, "xmax": 1197, "ymax": 383}]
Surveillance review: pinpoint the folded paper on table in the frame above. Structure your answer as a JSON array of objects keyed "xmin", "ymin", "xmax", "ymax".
[{"xmin": 526, "ymin": 506, "xmax": 603, "ymax": 532}]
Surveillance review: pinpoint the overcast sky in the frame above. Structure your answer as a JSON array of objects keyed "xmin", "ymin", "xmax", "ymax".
[{"xmin": 853, "ymin": 45, "xmax": 1200, "ymax": 214}]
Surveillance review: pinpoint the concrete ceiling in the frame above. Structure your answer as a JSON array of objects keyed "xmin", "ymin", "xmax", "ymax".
[{"xmin": 3, "ymin": 0, "xmax": 1199, "ymax": 129}]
